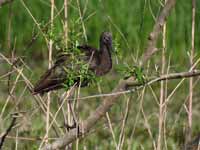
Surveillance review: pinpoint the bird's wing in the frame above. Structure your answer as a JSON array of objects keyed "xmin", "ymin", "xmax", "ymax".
[
  {"xmin": 54, "ymin": 45, "xmax": 94, "ymax": 65},
  {"xmin": 33, "ymin": 45, "xmax": 101, "ymax": 95},
  {"xmin": 77, "ymin": 45, "xmax": 100, "ymax": 68},
  {"xmin": 33, "ymin": 65, "xmax": 65, "ymax": 94},
  {"xmin": 54, "ymin": 53, "xmax": 70, "ymax": 65},
  {"xmin": 77, "ymin": 45, "xmax": 97, "ymax": 55}
]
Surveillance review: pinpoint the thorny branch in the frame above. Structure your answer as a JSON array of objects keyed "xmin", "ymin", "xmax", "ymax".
[{"xmin": 42, "ymin": 0, "xmax": 177, "ymax": 149}]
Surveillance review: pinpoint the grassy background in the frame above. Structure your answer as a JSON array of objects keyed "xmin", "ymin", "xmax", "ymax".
[{"xmin": 0, "ymin": 0, "xmax": 200, "ymax": 149}]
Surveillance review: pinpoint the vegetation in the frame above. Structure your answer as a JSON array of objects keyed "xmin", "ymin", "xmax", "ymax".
[{"xmin": 0, "ymin": 0, "xmax": 200, "ymax": 149}]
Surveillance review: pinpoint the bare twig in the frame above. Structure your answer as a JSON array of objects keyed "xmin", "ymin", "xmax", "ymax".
[
  {"xmin": 71, "ymin": 70, "xmax": 200, "ymax": 101},
  {"xmin": 127, "ymin": 70, "xmax": 200, "ymax": 87},
  {"xmin": 157, "ymin": 0, "xmax": 167, "ymax": 148},
  {"xmin": 45, "ymin": 0, "xmax": 54, "ymax": 144},
  {"xmin": 76, "ymin": 0, "xmax": 87, "ymax": 41},
  {"xmin": 20, "ymin": 0, "xmax": 48, "ymax": 46},
  {"xmin": 0, "ymin": 53, "xmax": 64, "ymax": 135},
  {"xmin": 141, "ymin": 94, "xmax": 157, "ymax": 150},
  {"xmin": 26, "ymin": 6, "xmax": 65, "ymax": 49},
  {"xmin": 106, "ymin": 112, "xmax": 118, "ymax": 149},
  {"xmin": 140, "ymin": 0, "xmax": 176, "ymax": 65},
  {"xmin": 64, "ymin": 0, "xmax": 68, "ymax": 46},
  {"xmin": 0, "ymin": 113, "xmax": 18, "ymax": 149},
  {"xmin": 187, "ymin": 0, "xmax": 196, "ymax": 143},
  {"xmin": 118, "ymin": 96, "xmax": 130, "ymax": 150},
  {"xmin": 0, "ymin": 68, "xmax": 23, "ymax": 119}
]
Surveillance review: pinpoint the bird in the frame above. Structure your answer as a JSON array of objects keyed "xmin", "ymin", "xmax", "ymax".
[
  {"xmin": 33, "ymin": 32, "xmax": 113, "ymax": 95},
  {"xmin": 182, "ymin": 134, "xmax": 200, "ymax": 150}
]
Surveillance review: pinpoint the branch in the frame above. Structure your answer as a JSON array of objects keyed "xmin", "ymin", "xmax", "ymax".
[
  {"xmin": 64, "ymin": 70, "xmax": 200, "ymax": 101},
  {"xmin": 42, "ymin": 69, "xmax": 200, "ymax": 150},
  {"xmin": 140, "ymin": 0, "xmax": 176, "ymax": 65},
  {"xmin": 0, "ymin": 0, "xmax": 14, "ymax": 6},
  {"xmin": 42, "ymin": 0, "xmax": 177, "ymax": 149},
  {"xmin": 0, "ymin": 113, "xmax": 18, "ymax": 149},
  {"xmin": 43, "ymin": 79, "xmax": 130, "ymax": 150},
  {"xmin": 126, "ymin": 70, "xmax": 200, "ymax": 87}
]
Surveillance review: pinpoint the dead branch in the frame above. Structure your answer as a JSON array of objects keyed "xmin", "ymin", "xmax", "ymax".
[
  {"xmin": 42, "ymin": 0, "xmax": 177, "ymax": 149},
  {"xmin": 0, "ymin": 113, "xmax": 18, "ymax": 149},
  {"xmin": 140, "ymin": 0, "xmax": 176, "ymax": 65}
]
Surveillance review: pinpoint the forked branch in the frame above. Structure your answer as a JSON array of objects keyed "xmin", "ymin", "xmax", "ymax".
[{"xmin": 141, "ymin": 0, "xmax": 176, "ymax": 65}]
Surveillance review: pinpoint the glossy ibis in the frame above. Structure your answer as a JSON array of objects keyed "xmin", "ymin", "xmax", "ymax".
[{"xmin": 33, "ymin": 32, "xmax": 113, "ymax": 95}]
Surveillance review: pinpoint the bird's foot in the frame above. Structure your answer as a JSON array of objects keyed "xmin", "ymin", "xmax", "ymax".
[
  {"xmin": 64, "ymin": 122, "xmax": 81, "ymax": 136},
  {"xmin": 65, "ymin": 122, "xmax": 76, "ymax": 130}
]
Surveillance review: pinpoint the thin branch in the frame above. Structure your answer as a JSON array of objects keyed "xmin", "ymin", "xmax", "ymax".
[
  {"xmin": 187, "ymin": 0, "xmax": 196, "ymax": 143},
  {"xmin": 68, "ymin": 70, "xmax": 200, "ymax": 101},
  {"xmin": 45, "ymin": 0, "xmax": 54, "ymax": 144},
  {"xmin": 26, "ymin": 6, "xmax": 65, "ymax": 49},
  {"xmin": 64, "ymin": 0, "xmax": 68, "ymax": 46},
  {"xmin": 0, "ymin": 113, "xmax": 18, "ymax": 149},
  {"xmin": 140, "ymin": 0, "xmax": 176, "ymax": 65},
  {"xmin": 76, "ymin": 0, "xmax": 87, "ymax": 41},
  {"xmin": 0, "ymin": 53, "xmax": 64, "ymax": 135},
  {"xmin": 127, "ymin": 70, "xmax": 200, "ymax": 87},
  {"xmin": 106, "ymin": 112, "xmax": 118, "ymax": 149},
  {"xmin": 157, "ymin": 0, "xmax": 167, "ymax": 148}
]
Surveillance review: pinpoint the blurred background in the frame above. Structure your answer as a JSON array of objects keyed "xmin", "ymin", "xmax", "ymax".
[{"xmin": 0, "ymin": 0, "xmax": 200, "ymax": 149}]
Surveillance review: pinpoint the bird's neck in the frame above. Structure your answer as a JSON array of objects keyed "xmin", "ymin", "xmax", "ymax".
[
  {"xmin": 100, "ymin": 44, "xmax": 111, "ymax": 58},
  {"xmin": 96, "ymin": 44, "xmax": 112, "ymax": 75}
]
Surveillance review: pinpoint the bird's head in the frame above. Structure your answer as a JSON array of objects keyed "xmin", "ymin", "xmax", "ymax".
[{"xmin": 100, "ymin": 32, "xmax": 113, "ymax": 51}]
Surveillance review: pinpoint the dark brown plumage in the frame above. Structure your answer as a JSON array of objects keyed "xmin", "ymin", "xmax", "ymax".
[{"xmin": 33, "ymin": 32, "xmax": 113, "ymax": 95}]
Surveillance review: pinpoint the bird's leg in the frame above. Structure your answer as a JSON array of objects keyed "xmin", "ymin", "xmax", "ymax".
[
  {"xmin": 65, "ymin": 100, "xmax": 81, "ymax": 136},
  {"xmin": 65, "ymin": 100, "xmax": 77, "ymax": 130},
  {"xmin": 65, "ymin": 87, "xmax": 81, "ymax": 135}
]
